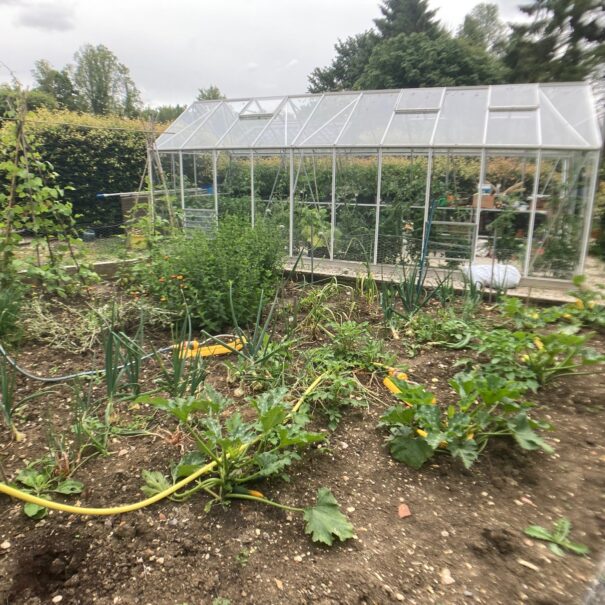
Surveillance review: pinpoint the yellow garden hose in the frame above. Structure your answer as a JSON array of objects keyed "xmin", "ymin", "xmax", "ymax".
[
  {"xmin": 179, "ymin": 336, "xmax": 246, "ymax": 359},
  {"xmin": 0, "ymin": 373, "xmax": 326, "ymax": 516},
  {"xmin": 0, "ymin": 459, "xmax": 219, "ymax": 516}
]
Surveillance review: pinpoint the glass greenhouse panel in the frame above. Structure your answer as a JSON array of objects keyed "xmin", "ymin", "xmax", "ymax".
[
  {"xmin": 479, "ymin": 153, "xmax": 538, "ymax": 273},
  {"xmin": 333, "ymin": 153, "xmax": 378, "ymax": 262},
  {"xmin": 427, "ymin": 154, "xmax": 481, "ymax": 267},
  {"xmin": 377, "ymin": 154, "xmax": 428, "ymax": 264},
  {"xmin": 241, "ymin": 97, "xmax": 284, "ymax": 116},
  {"xmin": 485, "ymin": 111, "xmax": 538, "ymax": 147},
  {"xmin": 433, "ymin": 89, "xmax": 488, "ymax": 147},
  {"xmin": 185, "ymin": 101, "xmax": 248, "ymax": 149},
  {"xmin": 218, "ymin": 115, "xmax": 272, "ymax": 148},
  {"xmin": 156, "ymin": 101, "xmax": 221, "ymax": 149},
  {"xmin": 292, "ymin": 150, "xmax": 333, "ymax": 258},
  {"xmin": 397, "ymin": 88, "xmax": 444, "ymax": 111},
  {"xmin": 382, "ymin": 113, "xmax": 436, "ymax": 147},
  {"xmin": 255, "ymin": 96, "xmax": 321, "ymax": 148},
  {"xmin": 338, "ymin": 92, "xmax": 399, "ymax": 146},
  {"xmin": 541, "ymin": 86, "xmax": 601, "ymax": 149},
  {"xmin": 539, "ymin": 97, "xmax": 590, "ymax": 148},
  {"xmin": 252, "ymin": 152, "xmax": 290, "ymax": 239},
  {"xmin": 295, "ymin": 94, "xmax": 359, "ymax": 147},
  {"xmin": 216, "ymin": 151, "xmax": 251, "ymax": 221},
  {"xmin": 489, "ymin": 84, "xmax": 538, "ymax": 109},
  {"xmin": 528, "ymin": 152, "xmax": 593, "ymax": 279},
  {"xmin": 181, "ymin": 153, "xmax": 215, "ymax": 209}
]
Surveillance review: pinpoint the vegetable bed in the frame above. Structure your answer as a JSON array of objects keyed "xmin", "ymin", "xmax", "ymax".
[{"xmin": 0, "ymin": 279, "xmax": 604, "ymax": 605}]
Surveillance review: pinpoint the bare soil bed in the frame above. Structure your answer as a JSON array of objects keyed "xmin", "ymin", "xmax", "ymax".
[{"xmin": 0, "ymin": 284, "xmax": 604, "ymax": 605}]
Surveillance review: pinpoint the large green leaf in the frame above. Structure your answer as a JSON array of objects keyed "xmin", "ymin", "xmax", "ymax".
[
  {"xmin": 23, "ymin": 502, "xmax": 47, "ymax": 519},
  {"xmin": 276, "ymin": 427, "xmax": 324, "ymax": 447},
  {"xmin": 389, "ymin": 435, "xmax": 434, "ymax": 469},
  {"xmin": 509, "ymin": 414, "xmax": 554, "ymax": 453},
  {"xmin": 259, "ymin": 405, "xmax": 287, "ymax": 433},
  {"xmin": 524, "ymin": 525, "xmax": 553, "ymax": 541},
  {"xmin": 448, "ymin": 440, "xmax": 479, "ymax": 469},
  {"xmin": 141, "ymin": 470, "xmax": 172, "ymax": 497},
  {"xmin": 171, "ymin": 451, "xmax": 206, "ymax": 480},
  {"xmin": 16, "ymin": 468, "xmax": 48, "ymax": 491},
  {"xmin": 379, "ymin": 405, "xmax": 415, "ymax": 427},
  {"xmin": 53, "ymin": 479, "xmax": 84, "ymax": 495},
  {"xmin": 303, "ymin": 488, "xmax": 355, "ymax": 546},
  {"xmin": 253, "ymin": 451, "xmax": 299, "ymax": 478}
]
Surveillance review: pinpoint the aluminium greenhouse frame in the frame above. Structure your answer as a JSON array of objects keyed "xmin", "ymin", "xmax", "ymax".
[{"xmin": 155, "ymin": 83, "xmax": 603, "ymax": 283}]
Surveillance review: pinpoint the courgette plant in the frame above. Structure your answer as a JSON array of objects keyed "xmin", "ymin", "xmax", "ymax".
[
  {"xmin": 379, "ymin": 372, "xmax": 553, "ymax": 469},
  {"xmin": 138, "ymin": 386, "xmax": 354, "ymax": 546}
]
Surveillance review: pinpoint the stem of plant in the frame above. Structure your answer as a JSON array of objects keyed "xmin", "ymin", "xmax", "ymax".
[{"xmin": 225, "ymin": 493, "xmax": 304, "ymax": 513}]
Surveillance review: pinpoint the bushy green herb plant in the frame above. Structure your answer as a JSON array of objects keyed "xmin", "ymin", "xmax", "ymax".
[{"xmin": 127, "ymin": 216, "xmax": 284, "ymax": 332}]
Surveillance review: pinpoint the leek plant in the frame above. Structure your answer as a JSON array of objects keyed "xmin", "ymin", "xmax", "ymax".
[{"xmin": 153, "ymin": 312, "xmax": 207, "ymax": 398}]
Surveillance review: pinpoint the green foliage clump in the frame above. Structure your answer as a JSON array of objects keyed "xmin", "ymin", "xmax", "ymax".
[
  {"xmin": 28, "ymin": 109, "xmax": 152, "ymax": 225},
  {"xmin": 0, "ymin": 283, "xmax": 24, "ymax": 340},
  {"xmin": 130, "ymin": 217, "xmax": 285, "ymax": 332},
  {"xmin": 1, "ymin": 101, "xmax": 99, "ymax": 296},
  {"xmin": 304, "ymin": 320, "xmax": 393, "ymax": 428},
  {"xmin": 380, "ymin": 372, "xmax": 553, "ymax": 469},
  {"xmin": 357, "ymin": 33, "xmax": 508, "ymax": 90}
]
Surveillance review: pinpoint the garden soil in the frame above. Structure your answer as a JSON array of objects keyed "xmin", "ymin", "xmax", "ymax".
[{"xmin": 0, "ymin": 290, "xmax": 604, "ymax": 605}]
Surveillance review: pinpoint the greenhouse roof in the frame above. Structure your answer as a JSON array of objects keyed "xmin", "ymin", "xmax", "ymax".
[{"xmin": 156, "ymin": 82, "xmax": 602, "ymax": 152}]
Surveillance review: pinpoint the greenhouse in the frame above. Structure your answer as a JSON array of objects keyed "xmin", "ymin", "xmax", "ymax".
[{"xmin": 153, "ymin": 82, "xmax": 602, "ymax": 282}]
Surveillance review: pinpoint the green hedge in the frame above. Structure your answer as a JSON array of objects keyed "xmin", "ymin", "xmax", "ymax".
[{"xmin": 27, "ymin": 109, "xmax": 163, "ymax": 226}]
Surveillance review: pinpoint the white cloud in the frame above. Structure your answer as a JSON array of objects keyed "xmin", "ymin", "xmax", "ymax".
[{"xmin": 16, "ymin": 2, "xmax": 75, "ymax": 31}]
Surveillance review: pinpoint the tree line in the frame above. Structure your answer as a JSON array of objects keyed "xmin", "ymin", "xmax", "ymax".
[
  {"xmin": 308, "ymin": 0, "xmax": 605, "ymax": 92},
  {"xmin": 0, "ymin": 44, "xmax": 225, "ymax": 123}
]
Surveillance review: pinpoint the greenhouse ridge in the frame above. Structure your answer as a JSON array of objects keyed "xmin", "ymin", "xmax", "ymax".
[{"xmin": 157, "ymin": 83, "xmax": 602, "ymax": 152}]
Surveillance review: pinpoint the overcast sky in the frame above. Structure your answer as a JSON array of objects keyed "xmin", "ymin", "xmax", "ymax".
[{"xmin": 0, "ymin": 0, "xmax": 524, "ymax": 106}]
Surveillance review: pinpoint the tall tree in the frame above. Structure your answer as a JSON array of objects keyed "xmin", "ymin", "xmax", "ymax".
[
  {"xmin": 374, "ymin": 0, "xmax": 442, "ymax": 39},
  {"xmin": 73, "ymin": 44, "xmax": 141, "ymax": 116},
  {"xmin": 504, "ymin": 0, "xmax": 605, "ymax": 82},
  {"xmin": 458, "ymin": 3, "xmax": 507, "ymax": 54},
  {"xmin": 0, "ymin": 84, "xmax": 57, "ymax": 116},
  {"xmin": 197, "ymin": 85, "xmax": 225, "ymax": 101},
  {"xmin": 32, "ymin": 60, "xmax": 79, "ymax": 110},
  {"xmin": 308, "ymin": 31, "xmax": 378, "ymax": 92},
  {"xmin": 357, "ymin": 33, "xmax": 508, "ymax": 89},
  {"xmin": 141, "ymin": 104, "xmax": 188, "ymax": 123}
]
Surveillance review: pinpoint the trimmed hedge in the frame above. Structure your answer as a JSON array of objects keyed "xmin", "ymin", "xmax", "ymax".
[{"xmin": 27, "ymin": 109, "xmax": 164, "ymax": 226}]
